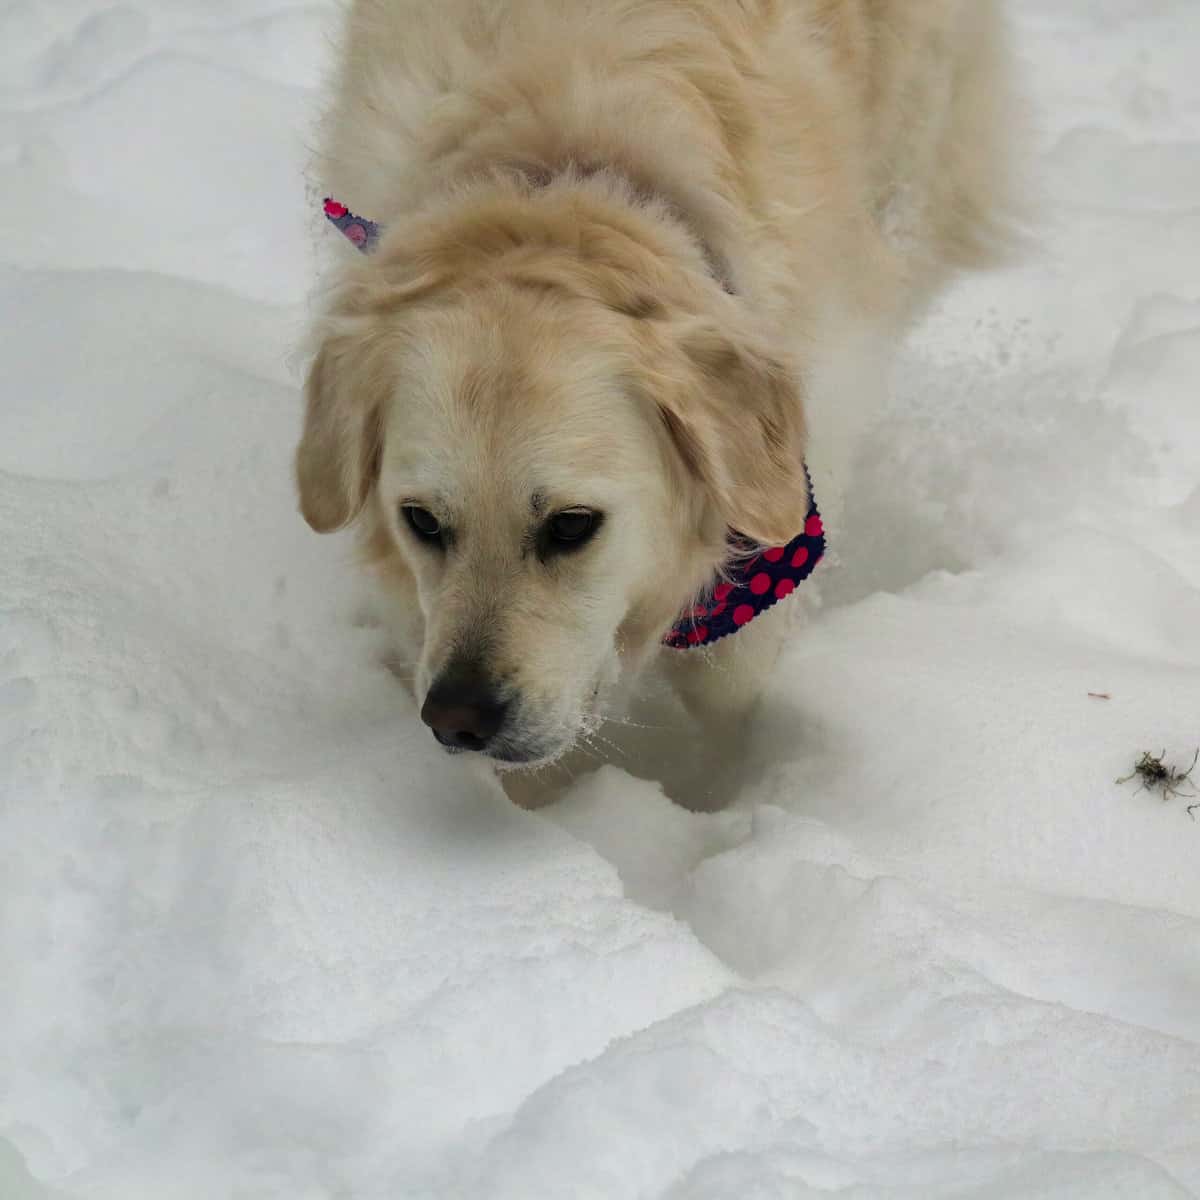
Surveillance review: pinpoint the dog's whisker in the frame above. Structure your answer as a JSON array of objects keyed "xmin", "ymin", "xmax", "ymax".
[
  {"xmin": 603, "ymin": 716, "xmax": 685, "ymax": 733},
  {"xmin": 573, "ymin": 740, "xmax": 605, "ymax": 766},
  {"xmin": 587, "ymin": 731, "xmax": 629, "ymax": 759}
]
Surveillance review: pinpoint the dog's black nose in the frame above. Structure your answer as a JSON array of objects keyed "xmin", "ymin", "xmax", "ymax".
[{"xmin": 420, "ymin": 665, "xmax": 509, "ymax": 752}]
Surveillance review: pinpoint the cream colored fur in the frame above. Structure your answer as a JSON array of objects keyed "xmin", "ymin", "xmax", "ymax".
[{"xmin": 297, "ymin": 0, "xmax": 1019, "ymax": 792}]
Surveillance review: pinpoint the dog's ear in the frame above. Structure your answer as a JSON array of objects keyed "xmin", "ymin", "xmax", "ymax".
[
  {"xmin": 653, "ymin": 321, "xmax": 809, "ymax": 545},
  {"xmin": 295, "ymin": 334, "xmax": 387, "ymax": 533},
  {"xmin": 296, "ymin": 244, "xmax": 460, "ymax": 532}
]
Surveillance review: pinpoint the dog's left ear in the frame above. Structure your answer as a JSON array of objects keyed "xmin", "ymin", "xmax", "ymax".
[{"xmin": 653, "ymin": 321, "xmax": 809, "ymax": 546}]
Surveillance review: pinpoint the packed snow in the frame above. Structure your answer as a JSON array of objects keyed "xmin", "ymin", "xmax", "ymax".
[{"xmin": 2, "ymin": 2, "xmax": 1199, "ymax": 1197}]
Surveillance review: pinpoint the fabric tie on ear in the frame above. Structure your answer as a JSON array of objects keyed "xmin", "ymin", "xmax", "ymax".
[
  {"xmin": 317, "ymin": 195, "xmax": 828, "ymax": 648},
  {"xmin": 323, "ymin": 198, "xmax": 382, "ymax": 253}
]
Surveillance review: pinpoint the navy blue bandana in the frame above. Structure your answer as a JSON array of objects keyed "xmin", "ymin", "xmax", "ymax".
[
  {"xmin": 662, "ymin": 498, "xmax": 825, "ymax": 650},
  {"xmin": 321, "ymin": 196, "xmax": 827, "ymax": 650}
]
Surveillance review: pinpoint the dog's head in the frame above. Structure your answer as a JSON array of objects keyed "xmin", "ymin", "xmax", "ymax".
[{"xmin": 297, "ymin": 190, "xmax": 808, "ymax": 766}]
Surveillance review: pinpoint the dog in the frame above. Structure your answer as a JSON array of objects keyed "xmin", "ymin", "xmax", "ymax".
[{"xmin": 297, "ymin": 0, "xmax": 1019, "ymax": 787}]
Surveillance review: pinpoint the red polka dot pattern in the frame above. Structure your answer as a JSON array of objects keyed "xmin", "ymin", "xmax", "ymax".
[
  {"xmin": 322, "ymin": 196, "xmax": 381, "ymax": 253},
  {"xmin": 663, "ymin": 471, "xmax": 826, "ymax": 650}
]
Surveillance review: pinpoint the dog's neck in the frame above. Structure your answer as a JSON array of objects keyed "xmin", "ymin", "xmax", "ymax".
[
  {"xmin": 328, "ymin": 157, "xmax": 741, "ymax": 298},
  {"xmin": 497, "ymin": 157, "xmax": 738, "ymax": 295}
]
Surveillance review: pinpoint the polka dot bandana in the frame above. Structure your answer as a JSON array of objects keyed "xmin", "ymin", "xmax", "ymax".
[
  {"xmin": 663, "ymin": 489, "xmax": 826, "ymax": 650},
  {"xmin": 323, "ymin": 197, "xmax": 382, "ymax": 253}
]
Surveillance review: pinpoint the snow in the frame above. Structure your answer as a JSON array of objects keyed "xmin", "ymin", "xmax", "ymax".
[{"xmin": 2, "ymin": 2, "xmax": 1199, "ymax": 1197}]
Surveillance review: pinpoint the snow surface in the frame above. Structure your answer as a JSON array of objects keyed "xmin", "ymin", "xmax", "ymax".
[{"xmin": 2, "ymin": 2, "xmax": 1200, "ymax": 1198}]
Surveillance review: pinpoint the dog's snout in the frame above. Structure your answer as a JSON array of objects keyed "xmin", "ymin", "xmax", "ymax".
[{"xmin": 420, "ymin": 665, "xmax": 510, "ymax": 752}]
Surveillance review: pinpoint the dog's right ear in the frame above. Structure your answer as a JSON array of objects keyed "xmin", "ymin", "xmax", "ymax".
[
  {"xmin": 295, "ymin": 335, "xmax": 386, "ymax": 533},
  {"xmin": 295, "ymin": 243, "xmax": 453, "ymax": 532}
]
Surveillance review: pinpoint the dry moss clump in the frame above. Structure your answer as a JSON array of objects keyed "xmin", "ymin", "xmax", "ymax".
[{"xmin": 1117, "ymin": 748, "xmax": 1199, "ymax": 815}]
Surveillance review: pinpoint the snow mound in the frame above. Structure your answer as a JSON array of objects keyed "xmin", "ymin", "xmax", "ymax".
[{"xmin": 2, "ymin": 1, "xmax": 1199, "ymax": 1197}]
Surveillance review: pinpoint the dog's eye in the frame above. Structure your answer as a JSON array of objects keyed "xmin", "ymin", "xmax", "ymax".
[
  {"xmin": 545, "ymin": 509, "xmax": 602, "ymax": 550},
  {"xmin": 402, "ymin": 505, "xmax": 443, "ymax": 544}
]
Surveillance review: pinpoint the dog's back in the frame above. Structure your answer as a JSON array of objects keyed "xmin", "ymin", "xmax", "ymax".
[{"xmin": 320, "ymin": 0, "xmax": 1017, "ymax": 289}]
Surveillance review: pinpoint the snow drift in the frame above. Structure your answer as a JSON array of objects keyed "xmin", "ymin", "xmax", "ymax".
[{"xmin": 2, "ymin": 2, "xmax": 1199, "ymax": 1197}]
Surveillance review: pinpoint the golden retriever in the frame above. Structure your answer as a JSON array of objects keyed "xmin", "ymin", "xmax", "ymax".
[{"xmin": 297, "ymin": 0, "xmax": 1018, "ymax": 781}]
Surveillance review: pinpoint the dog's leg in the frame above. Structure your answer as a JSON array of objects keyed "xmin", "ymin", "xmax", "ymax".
[
  {"xmin": 659, "ymin": 601, "xmax": 795, "ymax": 808},
  {"xmin": 499, "ymin": 760, "xmax": 581, "ymax": 810}
]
